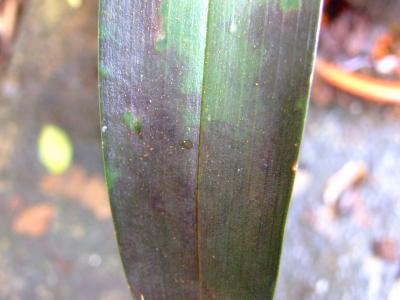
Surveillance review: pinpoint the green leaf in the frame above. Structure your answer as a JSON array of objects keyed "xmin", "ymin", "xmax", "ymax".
[{"xmin": 99, "ymin": 0, "xmax": 322, "ymax": 299}]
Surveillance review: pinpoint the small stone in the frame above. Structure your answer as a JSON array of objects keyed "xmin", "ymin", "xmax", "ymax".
[
  {"xmin": 372, "ymin": 238, "xmax": 398, "ymax": 262},
  {"xmin": 88, "ymin": 253, "xmax": 102, "ymax": 267},
  {"xmin": 315, "ymin": 278, "xmax": 330, "ymax": 295}
]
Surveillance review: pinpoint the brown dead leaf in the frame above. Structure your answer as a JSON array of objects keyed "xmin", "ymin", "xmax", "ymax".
[
  {"xmin": 323, "ymin": 161, "xmax": 368, "ymax": 206},
  {"xmin": 39, "ymin": 166, "xmax": 111, "ymax": 219},
  {"xmin": 304, "ymin": 162, "xmax": 371, "ymax": 238},
  {"xmin": 12, "ymin": 203, "xmax": 55, "ymax": 237}
]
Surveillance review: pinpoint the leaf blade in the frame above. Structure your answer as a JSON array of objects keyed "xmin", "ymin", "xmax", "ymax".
[
  {"xmin": 99, "ymin": 0, "xmax": 322, "ymax": 299},
  {"xmin": 197, "ymin": 1, "xmax": 322, "ymax": 298},
  {"xmin": 99, "ymin": 1, "xmax": 208, "ymax": 298}
]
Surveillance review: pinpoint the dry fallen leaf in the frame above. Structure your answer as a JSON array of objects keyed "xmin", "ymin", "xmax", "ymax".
[
  {"xmin": 304, "ymin": 162, "xmax": 371, "ymax": 238},
  {"xmin": 39, "ymin": 166, "xmax": 111, "ymax": 219},
  {"xmin": 12, "ymin": 203, "xmax": 56, "ymax": 237},
  {"xmin": 323, "ymin": 161, "xmax": 368, "ymax": 206}
]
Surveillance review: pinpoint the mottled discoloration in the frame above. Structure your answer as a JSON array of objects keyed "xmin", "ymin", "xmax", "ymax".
[
  {"xmin": 99, "ymin": 0, "xmax": 321, "ymax": 299},
  {"xmin": 122, "ymin": 111, "xmax": 142, "ymax": 134},
  {"xmin": 156, "ymin": 0, "xmax": 209, "ymax": 94},
  {"xmin": 105, "ymin": 165, "xmax": 121, "ymax": 190},
  {"xmin": 198, "ymin": 2, "xmax": 321, "ymax": 298},
  {"xmin": 99, "ymin": 0, "xmax": 207, "ymax": 299},
  {"xmin": 279, "ymin": 0, "xmax": 302, "ymax": 11},
  {"xmin": 99, "ymin": 64, "xmax": 110, "ymax": 78}
]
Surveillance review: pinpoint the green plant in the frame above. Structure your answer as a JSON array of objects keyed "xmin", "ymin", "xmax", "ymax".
[{"xmin": 99, "ymin": 0, "xmax": 322, "ymax": 299}]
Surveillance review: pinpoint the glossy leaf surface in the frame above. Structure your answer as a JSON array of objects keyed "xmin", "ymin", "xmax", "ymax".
[{"xmin": 99, "ymin": 0, "xmax": 322, "ymax": 299}]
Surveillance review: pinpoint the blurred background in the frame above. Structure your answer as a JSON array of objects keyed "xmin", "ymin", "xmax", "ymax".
[{"xmin": 0, "ymin": 0, "xmax": 399, "ymax": 299}]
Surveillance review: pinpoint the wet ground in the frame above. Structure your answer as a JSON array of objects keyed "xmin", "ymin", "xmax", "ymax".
[
  {"xmin": 277, "ymin": 101, "xmax": 400, "ymax": 300},
  {"xmin": 1, "ymin": 0, "xmax": 400, "ymax": 299}
]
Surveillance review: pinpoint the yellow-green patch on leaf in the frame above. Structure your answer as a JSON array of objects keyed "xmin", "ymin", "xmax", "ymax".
[{"xmin": 280, "ymin": 0, "xmax": 301, "ymax": 11}]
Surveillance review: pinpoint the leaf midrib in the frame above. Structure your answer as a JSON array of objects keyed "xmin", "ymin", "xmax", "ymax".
[{"xmin": 194, "ymin": 0, "xmax": 212, "ymax": 297}]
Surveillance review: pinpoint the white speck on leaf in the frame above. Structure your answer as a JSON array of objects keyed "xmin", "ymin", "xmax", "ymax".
[{"xmin": 229, "ymin": 23, "xmax": 237, "ymax": 33}]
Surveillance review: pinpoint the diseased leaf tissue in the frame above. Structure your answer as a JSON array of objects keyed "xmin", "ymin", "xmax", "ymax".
[{"xmin": 99, "ymin": 0, "xmax": 322, "ymax": 299}]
